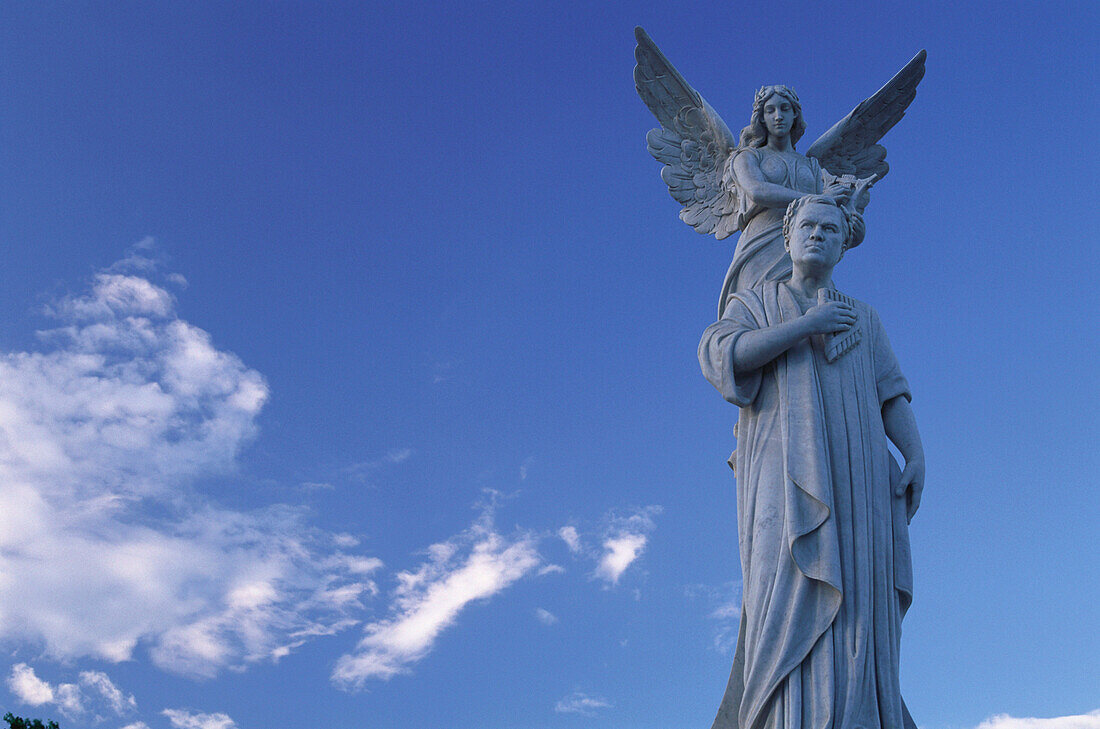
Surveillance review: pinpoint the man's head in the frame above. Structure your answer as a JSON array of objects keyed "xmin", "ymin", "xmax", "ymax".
[{"xmin": 783, "ymin": 196, "xmax": 853, "ymax": 273}]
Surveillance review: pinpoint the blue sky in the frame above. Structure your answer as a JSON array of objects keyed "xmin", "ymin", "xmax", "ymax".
[{"xmin": 0, "ymin": 2, "xmax": 1096, "ymax": 728}]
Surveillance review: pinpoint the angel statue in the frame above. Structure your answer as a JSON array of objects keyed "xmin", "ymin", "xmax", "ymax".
[
  {"xmin": 635, "ymin": 26, "xmax": 930, "ymax": 729},
  {"xmin": 633, "ymin": 26, "xmax": 925, "ymax": 316}
]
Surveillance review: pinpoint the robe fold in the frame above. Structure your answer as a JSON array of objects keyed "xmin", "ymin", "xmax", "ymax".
[{"xmin": 698, "ymin": 281, "xmax": 917, "ymax": 729}]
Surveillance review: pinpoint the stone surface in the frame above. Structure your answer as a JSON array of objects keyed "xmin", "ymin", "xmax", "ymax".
[
  {"xmin": 634, "ymin": 25, "xmax": 924, "ymax": 316},
  {"xmin": 635, "ymin": 28, "xmax": 928, "ymax": 729}
]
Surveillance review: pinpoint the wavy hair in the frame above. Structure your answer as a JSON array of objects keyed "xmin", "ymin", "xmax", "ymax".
[
  {"xmin": 782, "ymin": 195, "xmax": 864, "ymax": 253},
  {"xmin": 738, "ymin": 85, "xmax": 806, "ymax": 149}
]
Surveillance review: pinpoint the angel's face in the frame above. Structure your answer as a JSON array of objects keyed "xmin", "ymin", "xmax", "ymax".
[
  {"xmin": 788, "ymin": 203, "xmax": 847, "ymax": 273},
  {"xmin": 762, "ymin": 94, "xmax": 795, "ymax": 139}
]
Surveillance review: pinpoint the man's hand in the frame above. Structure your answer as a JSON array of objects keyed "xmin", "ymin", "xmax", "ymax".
[
  {"xmin": 895, "ymin": 457, "xmax": 925, "ymax": 523},
  {"xmin": 802, "ymin": 300, "xmax": 856, "ymax": 336}
]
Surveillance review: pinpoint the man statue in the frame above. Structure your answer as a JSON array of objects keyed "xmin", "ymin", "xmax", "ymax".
[{"xmin": 698, "ymin": 194, "xmax": 926, "ymax": 729}]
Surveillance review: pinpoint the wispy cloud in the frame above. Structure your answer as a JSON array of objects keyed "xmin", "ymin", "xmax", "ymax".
[
  {"xmin": 975, "ymin": 710, "xmax": 1100, "ymax": 729},
  {"xmin": 77, "ymin": 670, "xmax": 138, "ymax": 715},
  {"xmin": 0, "ymin": 249, "xmax": 374, "ymax": 677},
  {"xmin": 535, "ymin": 608, "xmax": 558, "ymax": 625},
  {"xmin": 554, "ymin": 691, "xmax": 612, "ymax": 716},
  {"xmin": 162, "ymin": 709, "xmax": 238, "ymax": 729},
  {"xmin": 686, "ymin": 581, "xmax": 742, "ymax": 652},
  {"xmin": 6, "ymin": 664, "xmax": 136, "ymax": 720},
  {"xmin": 341, "ymin": 448, "xmax": 415, "ymax": 484},
  {"xmin": 431, "ymin": 361, "xmax": 455, "ymax": 384},
  {"xmin": 332, "ymin": 496, "xmax": 541, "ymax": 688},
  {"xmin": 384, "ymin": 448, "xmax": 413, "ymax": 464},
  {"xmin": 333, "ymin": 533, "xmax": 361, "ymax": 548},
  {"xmin": 594, "ymin": 507, "xmax": 661, "ymax": 585},
  {"xmin": 558, "ymin": 525, "xmax": 581, "ymax": 553}
]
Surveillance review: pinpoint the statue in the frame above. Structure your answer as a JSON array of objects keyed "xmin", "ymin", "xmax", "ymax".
[
  {"xmin": 633, "ymin": 26, "xmax": 925, "ymax": 316},
  {"xmin": 634, "ymin": 28, "xmax": 928, "ymax": 729},
  {"xmin": 699, "ymin": 193, "xmax": 926, "ymax": 729}
]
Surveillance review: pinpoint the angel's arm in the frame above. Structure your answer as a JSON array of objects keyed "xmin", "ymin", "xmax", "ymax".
[{"xmin": 731, "ymin": 151, "xmax": 805, "ymax": 210}]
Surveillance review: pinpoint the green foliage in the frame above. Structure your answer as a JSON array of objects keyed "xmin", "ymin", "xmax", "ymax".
[{"xmin": 3, "ymin": 712, "xmax": 60, "ymax": 729}]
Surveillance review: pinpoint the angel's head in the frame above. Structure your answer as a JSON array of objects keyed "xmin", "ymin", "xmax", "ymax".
[{"xmin": 740, "ymin": 85, "xmax": 806, "ymax": 149}]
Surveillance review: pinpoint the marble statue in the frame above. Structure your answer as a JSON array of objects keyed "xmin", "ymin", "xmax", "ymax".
[
  {"xmin": 698, "ymin": 193, "xmax": 925, "ymax": 729},
  {"xmin": 634, "ymin": 28, "xmax": 928, "ymax": 729},
  {"xmin": 633, "ymin": 26, "xmax": 925, "ymax": 316}
]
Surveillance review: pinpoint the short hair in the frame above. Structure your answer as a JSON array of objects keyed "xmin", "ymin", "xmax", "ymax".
[{"xmin": 782, "ymin": 195, "xmax": 859, "ymax": 251}]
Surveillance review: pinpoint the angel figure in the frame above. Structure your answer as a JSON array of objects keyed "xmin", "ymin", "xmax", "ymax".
[{"xmin": 634, "ymin": 26, "xmax": 925, "ymax": 316}]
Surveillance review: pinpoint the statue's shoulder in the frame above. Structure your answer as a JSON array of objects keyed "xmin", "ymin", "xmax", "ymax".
[
  {"xmin": 738, "ymin": 280, "xmax": 777, "ymax": 304},
  {"xmin": 730, "ymin": 145, "xmax": 761, "ymax": 166},
  {"xmin": 723, "ymin": 282, "xmax": 772, "ymax": 321}
]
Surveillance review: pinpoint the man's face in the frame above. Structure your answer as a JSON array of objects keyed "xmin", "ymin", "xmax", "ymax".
[{"xmin": 788, "ymin": 203, "xmax": 847, "ymax": 273}]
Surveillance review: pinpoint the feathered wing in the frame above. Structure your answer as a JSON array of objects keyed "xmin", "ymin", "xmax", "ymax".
[
  {"xmin": 634, "ymin": 26, "xmax": 740, "ymax": 240},
  {"xmin": 806, "ymin": 50, "xmax": 927, "ymax": 180}
]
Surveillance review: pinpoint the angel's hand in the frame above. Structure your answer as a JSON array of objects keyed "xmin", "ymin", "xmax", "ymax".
[
  {"xmin": 851, "ymin": 176, "xmax": 875, "ymax": 213},
  {"xmin": 822, "ymin": 178, "xmax": 855, "ymax": 205},
  {"xmin": 851, "ymin": 185, "xmax": 872, "ymax": 212}
]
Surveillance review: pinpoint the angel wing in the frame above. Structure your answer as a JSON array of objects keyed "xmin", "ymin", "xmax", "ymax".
[
  {"xmin": 806, "ymin": 50, "xmax": 927, "ymax": 180},
  {"xmin": 634, "ymin": 26, "xmax": 740, "ymax": 240}
]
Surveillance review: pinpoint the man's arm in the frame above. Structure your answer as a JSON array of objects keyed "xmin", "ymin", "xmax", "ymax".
[
  {"xmin": 732, "ymin": 299, "xmax": 855, "ymax": 375},
  {"xmin": 882, "ymin": 394, "xmax": 925, "ymax": 522}
]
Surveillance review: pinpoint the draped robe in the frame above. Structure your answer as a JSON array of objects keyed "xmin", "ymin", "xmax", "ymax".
[
  {"xmin": 699, "ymin": 281, "xmax": 917, "ymax": 729},
  {"xmin": 717, "ymin": 148, "xmax": 823, "ymax": 318}
]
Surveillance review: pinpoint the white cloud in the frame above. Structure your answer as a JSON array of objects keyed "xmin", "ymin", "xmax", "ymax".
[
  {"xmin": 594, "ymin": 507, "xmax": 660, "ymax": 585},
  {"xmin": 342, "ymin": 448, "xmax": 414, "ymax": 484},
  {"xmin": 54, "ymin": 682, "xmax": 83, "ymax": 717},
  {"xmin": 558, "ymin": 525, "xmax": 581, "ymax": 553},
  {"xmin": 976, "ymin": 710, "xmax": 1100, "ymax": 729},
  {"xmin": 332, "ymin": 500, "xmax": 541, "ymax": 688},
  {"xmin": 6, "ymin": 664, "xmax": 137, "ymax": 720},
  {"xmin": 0, "ymin": 251, "xmax": 374, "ymax": 677},
  {"xmin": 7, "ymin": 663, "xmax": 54, "ymax": 705},
  {"xmin": 48, "ymin": 272, "xmax": 174, "ymax": 321},
  {"xmin": 385, "ymin": 448, "xmax": 413, "ymax": 464},
  {"xmin": 120, "ymin": 723, "xmax": 152, "ymax": 729},
  {"xmin": 554, "ymin": 691, "xmax": 612, "ymax": 716},
  {"xmin": 686, "ymin": 581, "xmax": 743, "ymax": 652},
  {"xmin": 596, "ymin": 533, "xmax": 647, "ymax": 584},
  {"xmin": 535, "ymin": 608, "xmax": 558, "ymax": 625},
  {"xmin": 162, "ymin": 709, "xmax": 238, "ymax": 729},
  {"xmin": 80, "ymin": 670, "xmax": 137, "ymax": 714}
]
